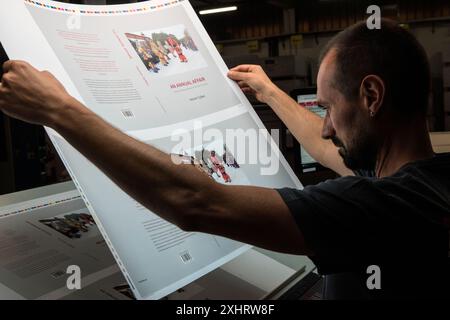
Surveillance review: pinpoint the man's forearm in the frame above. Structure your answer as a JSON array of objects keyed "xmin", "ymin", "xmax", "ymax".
[
  {"xmin": 50, "ymin": 98, "xmax": 308, "ymax": 254},
  {"xmin": 52, "ymin": 97, "xmax": 218, "ymax": 230},
  {"xmin": 0, "ymin": 60, "xmax": 309, "ymax": 254},
  {"xmin": 227, "ymin": 65, "xmax": 350, "ymax": 175},
  {"xmin": 266, "ymin": 87, "xmax": 352, "ymax": 176},
  {"xmin": 266, "ymin": 87, "xmax": 327, "ymax": 159}
]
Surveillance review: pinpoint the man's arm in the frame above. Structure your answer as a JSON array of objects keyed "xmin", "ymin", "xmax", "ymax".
[
  {"xmin": 228, "ymin": 65, "xmax": 353, "ymax": 177},
  {"xmin": 0, "ymin": 60, "xmax": 310, "ymax": 255}
]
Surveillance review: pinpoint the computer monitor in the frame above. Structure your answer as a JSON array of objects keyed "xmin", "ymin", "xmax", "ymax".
[{"xmin": 290, "ymin": 88, "xmax": 326, "ymax": 173}]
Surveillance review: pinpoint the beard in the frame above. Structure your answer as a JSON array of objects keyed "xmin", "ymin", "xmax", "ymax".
[{"xmin": 332, "ymin": 132, "xmax": 378, "ymax": 172}]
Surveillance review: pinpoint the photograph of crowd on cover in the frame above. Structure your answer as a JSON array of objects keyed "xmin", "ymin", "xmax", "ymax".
[
  {"xmin": 125, "ymin": 24, "xmax": 207, "ymax": 77},
  {"xmin": 39, "ymin": 212, "xmax": 96, "ymax": 239},
  {"xmin": 171, "ymin": 140, "xmax": 250, "ymax": 185}
]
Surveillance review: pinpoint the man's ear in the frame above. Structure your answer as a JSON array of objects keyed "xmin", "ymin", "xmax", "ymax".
[{"xmin": 360, "ymin": 75, "xmax": 385, "ymax": 118}]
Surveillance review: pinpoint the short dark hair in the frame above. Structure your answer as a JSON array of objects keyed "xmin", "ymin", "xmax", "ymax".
[{"xmin": 319, "ymin": 19, "xmax": 431, "ymax": 117}]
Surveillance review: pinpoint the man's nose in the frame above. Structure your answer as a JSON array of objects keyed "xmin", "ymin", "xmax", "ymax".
[{"xmin": 321, "ymin": 114, "xmax": 336, "ymax": 140}]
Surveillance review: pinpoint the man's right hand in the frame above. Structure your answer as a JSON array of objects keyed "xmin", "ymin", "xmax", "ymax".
[
  {"xmin": 227, "ymin": 65, "xmax": 279, "ymax": 104},
  {"xmin": 0, "ymin": 60, "xmax": 81, "ymax": 128}
]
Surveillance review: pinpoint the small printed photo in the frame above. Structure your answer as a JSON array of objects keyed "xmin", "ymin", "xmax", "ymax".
[
  {"xmin": 171, "ymin": 140, "xmax": 250, "ymax": 185},
  {"xmin": 39, "ymin": 211, "xmax": 97, "ymax": 240},
  {"xmin": 125, "ymin": 24, "xmax": 207, "ymax": 77}
]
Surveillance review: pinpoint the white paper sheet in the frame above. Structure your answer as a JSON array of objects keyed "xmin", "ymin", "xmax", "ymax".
[
  {"xmin": 0, "ymin": 189, "xmax": 118, "ymax": 299},
  {"xmin": 0, "ymin": 0, "xmax": 303, "ymax": 300}
]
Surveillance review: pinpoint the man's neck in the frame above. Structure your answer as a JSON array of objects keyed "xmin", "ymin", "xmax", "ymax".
[{"xmin": 377, "ymin": 118, "xmax": 434, "ymax": 178}]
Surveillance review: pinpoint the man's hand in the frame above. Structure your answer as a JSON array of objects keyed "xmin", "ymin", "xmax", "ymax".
[
  {"xmin": 0, "ymin": 60, "xmax": 73, "ymax": 128},
  {"xmin": 227, "ymin": 65, "xmax": 280, "ymax": 104}
]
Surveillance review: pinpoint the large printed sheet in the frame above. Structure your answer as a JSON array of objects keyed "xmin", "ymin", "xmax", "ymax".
[
  {"xmin": 0, "ymin": 189, "xmax": 123, "ymax": 300},
  {"xmin": 0, "ymin": 0, "xmax": 303, "ymax": 299}
]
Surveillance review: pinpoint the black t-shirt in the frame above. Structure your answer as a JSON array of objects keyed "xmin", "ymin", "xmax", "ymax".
[{"xmin": 277, "ymin": 153, "xmax": 450, "ymax": 299}]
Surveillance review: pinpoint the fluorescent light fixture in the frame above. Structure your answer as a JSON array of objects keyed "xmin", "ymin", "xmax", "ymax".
[{"xmin": 199, "ymin": 6, "xmax": 238, "ymax": 15}]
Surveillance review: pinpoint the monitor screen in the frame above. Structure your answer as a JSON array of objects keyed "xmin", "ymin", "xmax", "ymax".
[{"xmin": 296, "ymin": 93, "xmax": 326, "ymax": 170}]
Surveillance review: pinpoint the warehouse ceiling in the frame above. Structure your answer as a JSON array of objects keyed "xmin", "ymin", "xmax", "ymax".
[
  {"xmin": 189, "ymin": 0, "xmax": 397, "ymax": 10},
  {"xmin": 190, "ymin": 0, "xmax": 297, "ymax": 10},
  {"xmin": 81, "ymin": 0, "xmax": 403, "ymax": 11},
  {"xmin": 98, "ymin": 0, "xmax": 298, "ymax": 9}
]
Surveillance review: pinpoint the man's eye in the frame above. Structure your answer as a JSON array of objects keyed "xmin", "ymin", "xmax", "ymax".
[{"xmin": 318, "ymin": 104, "xmax": 328, "ymax": 110}]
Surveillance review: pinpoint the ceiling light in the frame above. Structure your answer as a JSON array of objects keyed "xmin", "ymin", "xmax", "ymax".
[{"xmin": 199, "ymin": 6, "xmax": 238, "ymax": 15}]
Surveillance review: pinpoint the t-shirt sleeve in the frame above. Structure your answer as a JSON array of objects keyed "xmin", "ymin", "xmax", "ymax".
[{"xmin": 276, "ymin": 177, "xmax": 418, "ymax": 274}]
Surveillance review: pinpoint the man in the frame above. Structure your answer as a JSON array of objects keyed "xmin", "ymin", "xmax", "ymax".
[{"xmin": 0, "ymin": 19, "xmax": 449, "ymax": 299}]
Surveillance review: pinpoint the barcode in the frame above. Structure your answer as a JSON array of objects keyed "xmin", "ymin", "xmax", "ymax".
[
  {"xmin": 51, "ymin": 270, "xmax": 65, "ymax": 279},
  {"xmin": 121, "ymin": 109, "xmax": 134, "ymax": 118},
  {"xmin": 180, "ymin": 251, "xmax": 193, "ymax": 264}
]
